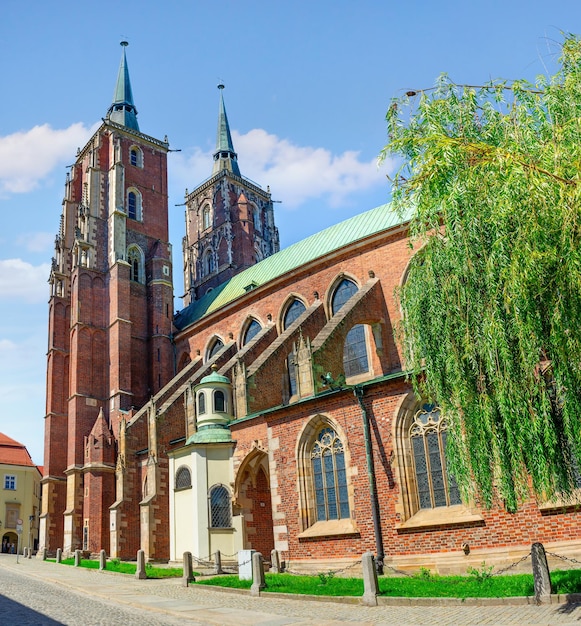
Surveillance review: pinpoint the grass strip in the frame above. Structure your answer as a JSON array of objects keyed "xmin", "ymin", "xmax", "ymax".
[{"xmin": 194, "ymin": 569, "xmax": 581, "ymax": 599}]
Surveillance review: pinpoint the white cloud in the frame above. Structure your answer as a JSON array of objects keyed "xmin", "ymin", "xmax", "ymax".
[
  {"xmin": 0, "ymin": 259, "xmax": 51, "ymax": 303},
  {"xmin": 16, "ymin": 231, "xmax": 55, "ymax": 253},
  {"xmin": 169, "ymin": 129, "xmax": 396, "ymax": 209},
  {"xmin": 0, "ymin": 123, "xmax": 95, "ymax": 194}
]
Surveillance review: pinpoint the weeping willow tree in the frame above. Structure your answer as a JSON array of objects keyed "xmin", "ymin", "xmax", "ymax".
[{"xmin": 381, "ymin": 35, "xmax": 581, "ymax": 512}]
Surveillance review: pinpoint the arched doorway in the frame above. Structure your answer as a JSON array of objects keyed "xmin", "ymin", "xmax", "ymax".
[
  {"xmin": 2, "ymin": 532, "xmax": 18, "ymax": 553},
  {"xmin": 235, "ymin": 450, "xmax": 275, "ymax": 558}
]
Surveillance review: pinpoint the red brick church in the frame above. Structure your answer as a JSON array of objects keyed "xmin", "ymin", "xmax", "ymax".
[{"xmin": 40, "ymin": 43, "xmax": 581, "ymax": 573}]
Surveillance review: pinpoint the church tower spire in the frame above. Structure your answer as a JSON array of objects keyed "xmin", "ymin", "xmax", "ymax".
[
  {"xmin": 181, "ymin": 86, "xmax": 279, "ymax": 307},
  {"xmin": 212, "ymin": 84, "xmax": 241, "ymax": 177},
  {"xmin": 106, "ymin": 41, "xmax": 139, "ymax": 131}
]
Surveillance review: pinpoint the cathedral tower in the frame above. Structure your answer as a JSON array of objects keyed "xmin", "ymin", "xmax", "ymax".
[
  {"xmin": 40, "ymin": 42, "xmax": 174, "ymax": 556},
  {"xmin": 181, "ymin": 85, "xmax": 279, "ymax": 306}
]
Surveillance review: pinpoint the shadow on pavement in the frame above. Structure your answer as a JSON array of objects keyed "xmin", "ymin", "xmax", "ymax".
[{"xmin": 0, "ymin": 593, "xmax": 64, "ymax": 625}]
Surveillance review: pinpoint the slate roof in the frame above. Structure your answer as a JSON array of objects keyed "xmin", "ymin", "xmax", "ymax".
[
  {"xmin": 174, "ymin": 202, "xmax": 411, "ymax": 331},
  {"xmin": 0, "ymin": 432, "xmax": 36, "ymax": 467}
]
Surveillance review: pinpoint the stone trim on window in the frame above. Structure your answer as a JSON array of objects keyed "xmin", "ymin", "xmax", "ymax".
[{"xmin": 296, "ymin": 415, "xmax": 355, "ymax": 533}]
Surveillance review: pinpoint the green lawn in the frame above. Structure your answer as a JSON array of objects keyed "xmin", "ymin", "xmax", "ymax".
[
  {"xmin": 194, "ymin": 569, "xmax": 581, "ymax": 599},
  {"xmin": 49, "ymin": 558, "xmax": 184, "ymax": 578}
]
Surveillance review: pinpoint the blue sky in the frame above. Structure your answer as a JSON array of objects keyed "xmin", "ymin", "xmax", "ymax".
[{"xmin": 1, "ymin": 0, "xmax": 579, "ymax": 464}]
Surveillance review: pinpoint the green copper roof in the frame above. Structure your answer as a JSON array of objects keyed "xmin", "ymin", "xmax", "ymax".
[
  {"xmin": 212, "ymin": 84, "xmax": 241, "ymax": 177},
  {"xmin": 199, "ymin": 369, "xmax": 230, "ymax": 386},
  {"xmin": 174, "ymin": 202, "xmax": 412, "ymax": 331},
  {"xmin": 106, "ymin": 42, "xmax": 139, "ymax": 131}
]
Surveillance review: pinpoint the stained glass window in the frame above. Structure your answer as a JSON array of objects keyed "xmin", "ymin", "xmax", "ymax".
[
  {"xmin": 283, "ymin": 299, "xmax": 306, "ymax": 329},
  {"xmin": 343, "ymin": 325, "xmax": 369, "ymax": 377},
  {"xmin": 243, "ymin": 319, "xmax": 261, "ymax": 345},
  {"xmin": 311, "ymin": 428, "xmax": 350, "ymax": 521},
  {"xmin": 208, "ymin": 339, "xmax": 223, "ymax": 359},
  {"xmin": 331, "ymin": 279, "xmax": 358, "ymax": 315},
  {"xmin": 410, "ymin": 406, "xmax": 461, "ymax": 509},
  {"xmin": 331, "ymin": 279, "xmax": 369, "ymax": 377}
]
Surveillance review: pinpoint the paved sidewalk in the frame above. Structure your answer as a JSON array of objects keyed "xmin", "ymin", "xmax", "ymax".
[{"xmin": 3, "ymin": 554, "xmax": 581, "ymax": 625}]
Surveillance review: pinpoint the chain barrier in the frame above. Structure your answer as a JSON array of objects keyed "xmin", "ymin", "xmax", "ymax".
[
  {"xmin": 382, "ymin": 562, "xmax": 414, "ymax": 577},
  {"xmin": 545, "ymin": 551, "xmax": 581, "ymax": 566},
  {"xmin": 284, "ymin": 559, "xmax": 362, "ymax": 577},
  {"xmin": 491, "ymin": 552, "xmax": 531, "ymax": 577}
]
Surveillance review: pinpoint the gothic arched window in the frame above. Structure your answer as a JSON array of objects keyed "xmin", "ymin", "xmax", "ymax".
[
  {"xmin": 242, "ymin": 319, "xmax": 262, "ymax": 345},
  {"xmin": 204, "ymin": 250, "xmax": 214, "ymax": 275},
  {"xmin": 283, "ymin": 299, "xmax": 306, "ymax": 330},
  {"xmin": 202, "ymin": 206, "xmax": 211, "ymax": 230},
  {"xmin": 207, "ymin": 338, "xmax": 224, "ymax": 360},
  {"xmin": 127, "ymin": 246, "xmax": 144, "ymax": 283},
  {"xmin": 311, "ymin": 427, "xmax": 350, "ymax": 522},
  {"xmin": 175, "ymin": 466, "xmax": 192, "ymax": 490},
  {"xmin": 331, "ymin": 278, "xmax": 358, "ymax": 315},
  {"xmin": 129, "ymin": 146, "xmax": 143, "ymax": 167},
  {"xmin": 331, "ymin": 279, "xmax": 369, "ymax": 378},
  {"xmin": 209, "ymin": 484, "xmax": 231, "ymax": 528},
  {"xmin": 127, "ymin": 189, "xmax": 142, "ymax": 221},
  {"xmin": 410, "ymin": 406, "xmax": 461, "ymax": 509}
]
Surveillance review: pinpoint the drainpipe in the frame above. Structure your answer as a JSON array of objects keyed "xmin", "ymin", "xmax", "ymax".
[{"xmin": 354, "ymin": 385, "xmax": 385, "ymax": 575}]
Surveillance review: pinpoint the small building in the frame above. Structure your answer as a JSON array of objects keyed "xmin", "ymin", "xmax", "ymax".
[{"xmin": 0, "ymin": 433, "xmax": 42, "ymax": 553}]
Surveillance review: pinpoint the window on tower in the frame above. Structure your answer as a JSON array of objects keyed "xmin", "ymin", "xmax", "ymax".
[
  {"xmin": 204, "ymin": 250, "xmax": 214, "ymax": 275},
  {"xmin": 127, "ymin": 245, "xmax": 144, "ymax": 283},
  {"xmin": 202, "ymin": 206, "xmax": 211, "ymax": 230},
  {"xmin": 127, "ymin": 189, "xmax": 142, "ymax": 221},
  {"xmin": 129, "ymin": 146, "xmax": 143, "ymax": 168}
]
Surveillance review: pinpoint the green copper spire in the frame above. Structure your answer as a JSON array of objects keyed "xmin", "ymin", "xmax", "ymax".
[
  {"xmin": 212, "ymin": 84, "xmax": 241, "ymax": 177},
  {"xmin": 106, "ymin": 41, "xmax": 139, "ymax": 131}
]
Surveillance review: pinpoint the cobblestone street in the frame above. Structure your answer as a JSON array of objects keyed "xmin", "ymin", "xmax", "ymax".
[{"xmin": 3, "ymin": 554, "xmax": 581, "ymax": 625}]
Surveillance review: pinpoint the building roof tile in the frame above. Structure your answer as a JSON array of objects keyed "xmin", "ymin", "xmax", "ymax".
[{"xmin": 0, "ymin": 432, "xmax": 36, "ymax": 467}]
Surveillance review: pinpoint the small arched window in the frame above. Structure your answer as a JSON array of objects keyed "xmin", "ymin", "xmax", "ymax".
[
  {"xmin": 198, "ymin": 392, "xmax": 206, "ymax": 415},
  {"xmin": 311, "ymin": 427, "xmax": 350, "ymax": 522},
  {"xmin": 214, "ymin": 390, "xmax": 226, "ymax": 412},
  {"xmin": 242, "ymin": 319, "xmax": 262, "ymax": 345},
  {"xmin": 129, "ymin": 146, "xmax": 143, "ymax": 167},
  {"xmin": 209, "ymin": 484, "xmax": 231, "ymax": 528},
  {"xmin": 175, "ymin": 466, "xmax": 192, "ymax": 490},
  {"xmin": 283, "ymin": 299, "xmax": 306, "ymax": 330},
  {"xmin": 208, "ymin": 338, "xmax": 224, "ymax": 360},
  {"xmin": 203, "ymin": 206, "xmax": 211, "ymax": 230},
  {"xmin": 127, "ymin": 189, "xmax": 142, "ymax": 221}
]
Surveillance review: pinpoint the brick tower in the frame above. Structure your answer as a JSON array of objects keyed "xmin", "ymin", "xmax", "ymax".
[
  {"xmin": 181, "ymin": 84, "xmax": 279, "ymax": 306},
  {"xmin": 39, "ymin": 42, "xmax": 174, "ymax": 556}
]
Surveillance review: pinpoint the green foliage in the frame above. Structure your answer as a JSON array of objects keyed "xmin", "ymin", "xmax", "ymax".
[
  {"xmin": 317, "ymin": 570, "xmax": 336, "ymax": 585},
  {"xmin": 467, "ymin": 562, "xmax": 494, "ymax": 583},
  {"xmin": 380, "ymin": 34, "xmax": 581, "ymax": 510},
  {"xmin": 414, "ymin": 566, "xmax": 434, "ymax": 580}
]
